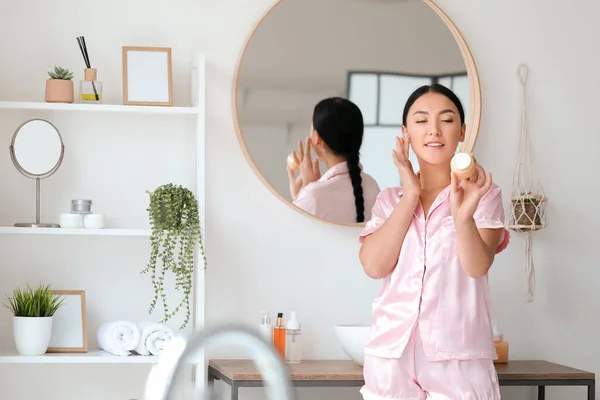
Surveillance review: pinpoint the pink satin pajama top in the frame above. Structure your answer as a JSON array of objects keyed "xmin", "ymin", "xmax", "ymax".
[
  {"xmin": 293, "ymin": 162, "xmax": 380, "ymax": 225},
  {"xmin": 359, "ymin": 183, "xmax": 510, "ymax": 361}
]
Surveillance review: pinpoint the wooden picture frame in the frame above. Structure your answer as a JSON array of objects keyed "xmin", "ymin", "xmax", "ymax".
[
  {"xmin": 122, "ymin": 46, "xmax": 173, "ymax": 106},
  {"xmin": 46, "ymin": 290, "xmax": 87, "ymax": 353}
]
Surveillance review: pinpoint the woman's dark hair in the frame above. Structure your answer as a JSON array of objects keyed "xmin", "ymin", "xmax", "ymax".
[
  {"xmin": 402, "ymin": 83, "xmax": 465, "ymax": 126},
  {"xmin": 312, "ymin": 97, "xmax": 365, "ymax": 223}
]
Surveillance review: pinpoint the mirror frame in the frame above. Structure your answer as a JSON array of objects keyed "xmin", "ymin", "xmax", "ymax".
[
  {"xmin": 232, "ymin": 0, "xmax": 481, "ymax": 227},
  {"xmin": 9, "ymin": 118, "xmax": 65, "ymax": 179}
]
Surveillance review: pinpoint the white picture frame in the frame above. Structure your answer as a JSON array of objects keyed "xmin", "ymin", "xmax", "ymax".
[
  {"xmin": 46, "ymin": 290, "xmax": 87, "ymax": 353},
  {"xmin": 122, "ymin": 46, "xmax": 173, "ymax": 106}
]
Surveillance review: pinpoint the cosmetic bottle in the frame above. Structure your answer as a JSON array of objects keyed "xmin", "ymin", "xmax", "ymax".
[
  {"xmin": 258, "ymin": 311, "xmax": 273, "ymax": 342},
  {"xmin": 450, "ymin": 152, "xmax": 476, "ymax": 179},
  {"xmin": 285, "ymin": 311, "xmax": 302, "ymax": 364},
  {"xmin": 273, "ymin": 312, "xmax": 286, "ymax": 359}
]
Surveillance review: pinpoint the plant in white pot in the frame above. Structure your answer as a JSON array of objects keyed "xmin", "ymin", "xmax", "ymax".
[{"xmin": 2, "ymin": 283, "xmax": 65, "ymax": 356}]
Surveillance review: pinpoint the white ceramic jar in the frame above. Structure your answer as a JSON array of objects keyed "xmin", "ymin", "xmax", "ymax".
[
  {"xmin": 84, "ymin": 213, "xmax": 105, "ymax": 229},
  {"xmin": 59, "ymin": 213, "xmax": 83, "ymax": 228}
]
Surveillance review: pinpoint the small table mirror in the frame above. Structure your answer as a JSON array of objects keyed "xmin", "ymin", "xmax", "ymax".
[{"xmin": 9, "ymin": 119, "xmax": 65, "ymax": 228}]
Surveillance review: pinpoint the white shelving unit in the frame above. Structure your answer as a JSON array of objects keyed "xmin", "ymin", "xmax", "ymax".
[
  {"xmin": 0, "ymin": 101, "xmax": 200, "ymax": 115},
  {"xmin": 0, "ymin": 54, "xmax": 207, "ymax": 393},
  {"xmin": 0, "ymin": 350, "xmax": 158, "ymax": 364},
  {"xmin": 0, "ymin": 227, "xmax": 151, "ymax": 236}
]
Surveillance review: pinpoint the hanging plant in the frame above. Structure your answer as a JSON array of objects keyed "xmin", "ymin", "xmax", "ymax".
[{"xmin": 142, "ymin": 183, "xmax": 206, "ymax": 330}]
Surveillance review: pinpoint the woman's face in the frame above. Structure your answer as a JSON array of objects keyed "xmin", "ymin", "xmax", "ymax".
[{"xmin": 402, "ymin": 92, "xmax": 465, "ymax": 166}]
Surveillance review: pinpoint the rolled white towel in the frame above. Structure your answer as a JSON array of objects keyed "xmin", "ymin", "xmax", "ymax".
[
  {"xmin": 135, "ymin": 321, "xmax": 174, "ymax": 356},
  {"xmin": 97, "ymin": 320, "xmax": 141, "ymax": 356}
]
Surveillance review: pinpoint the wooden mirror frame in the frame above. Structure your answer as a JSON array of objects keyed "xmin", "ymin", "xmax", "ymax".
[{"xmin": 231, "ymin": 0, "xmax": 481, "ymax": 227}]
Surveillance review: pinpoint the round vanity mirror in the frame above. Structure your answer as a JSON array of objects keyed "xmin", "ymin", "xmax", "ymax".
[
  {"xmin": 233, "ymin": 0, "xmax": 481, "ymax": 226},
  {"xmin": 9, "ymin": 119, "xmax": 65, "ymax": 227}
]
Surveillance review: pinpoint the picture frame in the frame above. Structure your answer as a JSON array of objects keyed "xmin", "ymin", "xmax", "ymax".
[
  {"xmin": 122, "ymin": 46, "xmax": 173, "ymax": 106},
  {"xmin": 46, "ymin": 290, "xmax": 87, "ymax": 353}
]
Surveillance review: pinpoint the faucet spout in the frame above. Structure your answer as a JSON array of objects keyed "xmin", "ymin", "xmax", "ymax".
[{"xmin": 144, "ymin": 324, "xmax": 296, "ymax": 400}]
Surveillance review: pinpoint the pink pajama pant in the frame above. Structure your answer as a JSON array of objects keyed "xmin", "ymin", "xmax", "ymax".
[{"xmin": 360, "ymin": 324, "xmax": 501, "ymax": 400}]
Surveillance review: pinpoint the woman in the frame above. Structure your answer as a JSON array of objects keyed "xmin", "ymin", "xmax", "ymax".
[
  {"xmin": 358, "ymin": 84, "xmax": 510, "ymax": 400},
  {"xmin": 287, "ymin": 97, "xmax": 380, "ymax": 225}
]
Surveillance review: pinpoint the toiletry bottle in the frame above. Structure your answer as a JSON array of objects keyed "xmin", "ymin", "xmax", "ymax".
[
  {"xmin": 273, "ymin": 312, "xmax": 286, "ymax": 359},
  {"xmin": 450, "ymin": 152, "xmax": 476, "ymax": 179},
  {"xmin": 285, "ymin": 311, "xmax": 302, "ymax": 364},
  {"xmin": 259, "ymin": 311, "xmax": 273, "ymax": 342}
]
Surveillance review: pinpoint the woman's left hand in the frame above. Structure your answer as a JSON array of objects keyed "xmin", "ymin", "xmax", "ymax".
[{"xmin": 450, "ymin": 157, "xmax": 493, "ymax": 224}]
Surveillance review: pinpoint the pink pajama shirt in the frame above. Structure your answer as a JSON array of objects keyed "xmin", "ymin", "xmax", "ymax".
[
  {"xmin": 359, "ymin": 184, "xmax": 510, "ymax": 400},
  {"xmin": 293, "ymin": 162, "xmax": 381, "ymax": 225}
]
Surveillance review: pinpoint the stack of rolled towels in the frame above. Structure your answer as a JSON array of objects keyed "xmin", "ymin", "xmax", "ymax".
[{"xmin": 97, "ymin": 320, "xmax": 175, "ymax": 356}]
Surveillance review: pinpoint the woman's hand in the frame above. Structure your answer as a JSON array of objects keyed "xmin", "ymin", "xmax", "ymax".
[
  {"xmin": 392, "ymin": 135, "xmax": 420, "ymax": 198},
  {"xmin": 287, "ymin": 138, "xmax": 320, "ymax": 199},
  {"xmin": 450, "ymin": 157, "xmax": 493, "ymax": 224}
]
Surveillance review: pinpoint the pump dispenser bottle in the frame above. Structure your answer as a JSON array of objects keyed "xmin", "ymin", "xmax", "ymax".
[
  {"xmin": 285, "ymin": 311, "xmax": 302, "ymax": 364},
  {"xmin": 273, "ymin": 312, "xmax": 286, "ymax": 358},
  {"xmin": 259, "ymin": 311, "xmax": 273, "ymax": 342}
]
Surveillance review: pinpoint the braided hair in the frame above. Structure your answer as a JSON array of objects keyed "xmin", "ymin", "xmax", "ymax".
[{"xmin": 312, "ymin": 97, "xmax": 365, "ymax": 223}]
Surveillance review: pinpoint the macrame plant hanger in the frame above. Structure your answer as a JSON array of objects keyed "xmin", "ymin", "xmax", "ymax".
[{"xmin": 506, "ymin": 64, "xmax": 547, "ymax": 302}]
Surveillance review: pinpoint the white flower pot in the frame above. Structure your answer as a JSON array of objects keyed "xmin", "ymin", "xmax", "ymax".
[{"xmin": 13, "ymin": 316, "xmax": 53, "ymax": 356}]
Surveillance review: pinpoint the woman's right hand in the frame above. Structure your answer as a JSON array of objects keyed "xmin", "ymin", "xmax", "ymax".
[{"xmin": 392, "ymin": 135, "xmax": 420, "ymax": 197}]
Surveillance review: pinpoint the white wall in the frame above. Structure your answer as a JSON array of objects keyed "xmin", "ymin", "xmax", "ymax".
[{"xmin": 0, "ymin": 1, "xmax": 598, "ymax": 400}]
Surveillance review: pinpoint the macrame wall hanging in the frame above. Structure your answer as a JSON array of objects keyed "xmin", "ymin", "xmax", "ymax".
[{"xmin": 506, "ymin": 64, "xmax": 547, "ymax": 302}]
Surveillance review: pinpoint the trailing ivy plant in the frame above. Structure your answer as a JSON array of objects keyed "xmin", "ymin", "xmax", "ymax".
[{"xmin": 143, "ymin": 183, "xmax": 206, "ymax": 330}]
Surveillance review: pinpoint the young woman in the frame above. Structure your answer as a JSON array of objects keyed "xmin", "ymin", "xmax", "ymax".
[
  {"xmin": 287, "ymin": 97, "xmax": 380, "ymax": 224},
  {"xmin": 358, "ymin": 84, "xmax": 510, "ymax": 400}
]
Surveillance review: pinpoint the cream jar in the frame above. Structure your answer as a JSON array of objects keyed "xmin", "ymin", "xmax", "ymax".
[
  {"xmin": 71, "ymin": 199, "xmax": 92, "ymax": 214},
  {"xmin": 84, "ymin": 213, "xmax": 105, "ymax": 229},
  {"xmin": 60, "ymin": 213, "xmax": 83, "ymax": 228},
  {"xmin": 450, "ymin": 152, "xmax": 476, "ymax": 179}
]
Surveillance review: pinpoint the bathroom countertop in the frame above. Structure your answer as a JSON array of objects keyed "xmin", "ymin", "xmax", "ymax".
[
  {"xmin": 208, "ymin": 359, "xmax": 363, "ymax": 381},
  {"xmin": 208, "ymin": 359, "xmax": 595, "ymax": 382}
]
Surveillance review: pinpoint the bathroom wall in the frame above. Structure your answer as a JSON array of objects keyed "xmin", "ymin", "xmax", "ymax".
[{"xmin": 0, "ymin": 0, "xmax": 598, "ymax": 399}]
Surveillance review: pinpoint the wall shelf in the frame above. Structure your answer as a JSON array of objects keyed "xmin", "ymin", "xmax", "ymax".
[
  {"xmin": 0, "ymin": 227, "xmax": 151, "ymax": 236},
  {"xmin": 0, "ymin": 350, "xmax": 158, "ymax": 364},
  {"xmin": 0, "ymin": 101, "xmax": 199, "ymax": 115}
]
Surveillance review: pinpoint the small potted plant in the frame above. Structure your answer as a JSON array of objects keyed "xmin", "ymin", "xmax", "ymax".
[
  {"xmin": 510, "ymin": 192, "xmax": 545, "ymax": 230},
  {"xmin": 45, "ymin": 66, "xmax": 75, "ymax": 103},
  {"xmin": 143, "ymin": 183, "xmax": 207, "ymax": 330},
  {"xmin": 2, "ymin": 283, "xmax": 65, "ymax": 356}
]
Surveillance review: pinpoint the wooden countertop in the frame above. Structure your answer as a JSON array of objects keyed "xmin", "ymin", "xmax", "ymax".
[{"xmin": 208, "ymin": 359, "xmax": 595, "ymax": 382}]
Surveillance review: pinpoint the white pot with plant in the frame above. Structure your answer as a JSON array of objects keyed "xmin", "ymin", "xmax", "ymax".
[{"xmin": 2, "ymin": 283, "xmax": 65, "ymax": 356}]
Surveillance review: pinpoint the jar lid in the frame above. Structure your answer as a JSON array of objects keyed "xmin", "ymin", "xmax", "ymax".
[
  {"xmin": 72, "ymin": 199, "xmax": 92, "ymax": 205},
  {"xmin": 60, "ymin": 213, "xmax": 83, "ymax": 219}
]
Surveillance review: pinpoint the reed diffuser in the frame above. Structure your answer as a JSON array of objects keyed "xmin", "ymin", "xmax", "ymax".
[{"xmin": 76, "ymin": 36, "xmax": 102, "ymax": 104}]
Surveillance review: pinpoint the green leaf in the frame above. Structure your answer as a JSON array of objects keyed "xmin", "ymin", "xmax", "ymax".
[{"xmin": 2, "ymin": 283, "xmax": 65, "ymax": 317}]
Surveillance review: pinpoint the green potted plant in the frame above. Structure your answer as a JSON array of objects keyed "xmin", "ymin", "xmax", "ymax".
[
  {"xmin": 510, "ymin": 191, "xmax": 545, "ymax": 230},
  {"xmin": 2, "ymin": 283, "xmax": 65, "ymax": 356},
  {"xmin": 45, "ymin": 66, "xmax": 74, "ymax": 103},
  {"xmin": 144, "ymin": 183, "xmax": 206, "ymax": 330}
]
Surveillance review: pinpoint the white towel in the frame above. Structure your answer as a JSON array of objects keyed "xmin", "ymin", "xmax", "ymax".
[
  {"xmin": 135, "ymin": 321, "xmax": 174, "ymax": 356},
  {"xmin": 97, "ymin": 320, "xmax": 141, "ymax": 356}
]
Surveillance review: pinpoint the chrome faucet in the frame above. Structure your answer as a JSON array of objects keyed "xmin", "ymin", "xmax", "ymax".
[{"xmin": 144, "ymin": 324, "xmax": 296, "ymax": 400}]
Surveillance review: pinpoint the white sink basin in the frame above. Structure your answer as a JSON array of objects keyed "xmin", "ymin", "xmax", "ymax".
[{"xmin": 334, "ymin": 324, "xmax": 370, "ymax": 366}]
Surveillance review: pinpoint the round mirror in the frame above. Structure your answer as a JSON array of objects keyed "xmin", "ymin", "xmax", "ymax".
[
  {"xmin": 11, "ymin": 119, "xmax": 64, "ymax": 178},
  {"xmin": 9, "ymin": 119, "xmax": 65, "ymax": 228},
  {"xmin": 233, "ymin": 0, "xmax": 480, "ymax": 226}
]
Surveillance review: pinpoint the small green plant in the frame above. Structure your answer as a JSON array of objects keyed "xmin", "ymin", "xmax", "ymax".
[
  {"xmin": 143, "ymin": 183, "xmax": 206, "ymax": 330},
  {"xmin": 3, "ymin": 283, "xmax": 65, "ymax": 317},
  {"xmin": 47, "ymin": 66, "xmax": 74, "ymax": 80}
]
